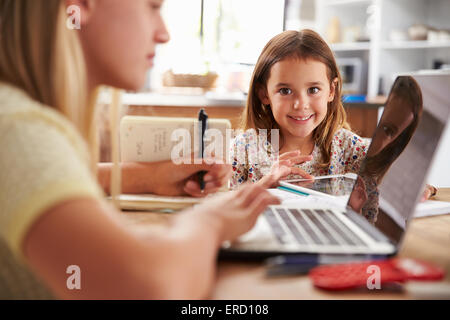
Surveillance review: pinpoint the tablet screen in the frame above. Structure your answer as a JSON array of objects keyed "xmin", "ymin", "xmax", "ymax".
[{"xmin": 284, "ymin": 175, "xmax": 356, "ymax": 197}]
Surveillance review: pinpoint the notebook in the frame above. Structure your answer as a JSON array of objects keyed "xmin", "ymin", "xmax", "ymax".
[
  {"xmin": 120, "ymin": 115, "xmax": 231, "ymax": 163},
  {"xmin": 110, "ymin": 194, "xmax": 202, "ymax": 212}
]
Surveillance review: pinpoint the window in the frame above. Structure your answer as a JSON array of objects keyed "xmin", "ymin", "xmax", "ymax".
[{"xmin": 156, "ymin": 0, "xmax": 285, "ymax": 74}]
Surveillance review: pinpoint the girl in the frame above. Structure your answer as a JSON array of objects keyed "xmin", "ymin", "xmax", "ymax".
[
  {"xmin": 230, "ymin": 29, "xmax": 370, "ymax": 189},
  {"xmin": 0, "ymin": 0, "xmax": 280, "ymax": 299}
]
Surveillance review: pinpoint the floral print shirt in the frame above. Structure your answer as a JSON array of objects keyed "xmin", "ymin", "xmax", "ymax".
[{"xmin": 230, "ymin": 128, "xmax": 371, "ymax": 189}]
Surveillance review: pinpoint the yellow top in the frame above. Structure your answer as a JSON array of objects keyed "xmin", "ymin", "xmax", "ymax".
[{"xmin": 0, "ymin": 83, "xmax": 104, "ymax": 299}]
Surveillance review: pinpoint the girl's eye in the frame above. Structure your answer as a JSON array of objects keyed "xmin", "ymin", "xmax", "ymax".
[
  {"xmin": 308, "ymin": 87, "xmax": 320, "ymax": 94},
  {"xmin": 279, "ymin": 88, "xmax": 292, "ymax": 95}
]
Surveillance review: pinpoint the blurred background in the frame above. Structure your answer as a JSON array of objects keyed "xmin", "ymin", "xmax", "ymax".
[
  {"xmin": 101, "ymin": 0, "xmax": 450, "ymax": 186},
  {"xmin": 147, "ymin": 0, "xmax": 450, "ymax": 98},
  {"xmin": 122, "ymin": 0, "xmax": 450, "ymax": 131}
]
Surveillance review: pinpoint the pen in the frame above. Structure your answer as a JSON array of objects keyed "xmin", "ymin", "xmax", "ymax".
[
  {"xmin": 265, "ymin": 255, "xmax": 317, "ymax": 276},
  {"xmin": 265, "ymin": 254, "xmax": 386, "ymax": 277},
  {"xmin": 198, "ymin": 109, "xmax": 208, "ymax": 192},
  {"xmin": 277, "ymin": 185, "xmax": 309, "ymax": 197}
]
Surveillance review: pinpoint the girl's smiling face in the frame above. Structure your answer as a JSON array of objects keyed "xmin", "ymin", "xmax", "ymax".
[{"xmin": 259, "ymin": 57, "xmax": 336, "ymax": 146}]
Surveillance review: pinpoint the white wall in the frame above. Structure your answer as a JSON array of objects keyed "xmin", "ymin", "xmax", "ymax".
[
  {"xmin": 428, "ymin": 121, "xmax": 450, "ymax": 188},
  {"xmin": 413, "ymin": 72, "xmax": 450, "ymax": 188}
]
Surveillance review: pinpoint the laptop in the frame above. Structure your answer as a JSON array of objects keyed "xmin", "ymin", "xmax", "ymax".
[{"xmin": 220, "ymin": 73, "xmax": 450, "ymax": 259}]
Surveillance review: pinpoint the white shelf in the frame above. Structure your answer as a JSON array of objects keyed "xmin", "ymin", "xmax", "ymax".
[
  {"xmin": 324, "ymin": 0, "xmax": 373, "ymax": 6},
  {"xmin": 119, "ymin": 92, "xmax": 245, "ymax": 107},
  {"xmin": 316, "ymin": 0, "xmax": 450, "ymax": 98},
  {"xmin": 331, "ymin": 42, "xmax": 371, "ymax": 51},
  {"xmin": 381, "ymin": 41, "xmax": 450, "ymax": 50}
]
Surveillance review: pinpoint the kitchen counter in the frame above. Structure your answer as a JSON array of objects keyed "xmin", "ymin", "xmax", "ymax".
[
  {"xmin": 120, "ymin": 92, "xmax": 385, "ymax": 109},
  {"xmin": 122, "ymin": 91, "xmax": 246, "ymax": 107},
  {"xmin": 109, "ymin": 91, "xmax": 384, "ymax": 137}
]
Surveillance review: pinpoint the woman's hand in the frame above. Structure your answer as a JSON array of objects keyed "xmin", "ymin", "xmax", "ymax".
[
  {"xmin": 98, "ymin": 158, "xmax": 232, "ymax": 197},
  {"xmin": 182, "ymin": 182, "xmax": 281, "ymax": 242},
  {"xmin": 143, "ymin": 157, "xmax": 232, "ymax": 197},
  {"xmin": 258, "ymin": 150, "xmax": 313, "ymax": 188}
]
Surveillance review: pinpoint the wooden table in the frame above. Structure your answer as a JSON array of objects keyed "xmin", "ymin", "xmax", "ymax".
[{"xmin": 122, "ymin": 189, "xmax": 450, "ymax": 299}]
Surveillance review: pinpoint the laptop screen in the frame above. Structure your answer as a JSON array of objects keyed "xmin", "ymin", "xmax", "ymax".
[{"xmin": 346, "ymin": 74, "xmax": 449, "ymax": 245}]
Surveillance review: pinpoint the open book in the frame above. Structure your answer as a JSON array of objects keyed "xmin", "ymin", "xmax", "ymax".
[{"xmin": 110, "ymin": 194, "xmax": 202, "ymax": 212}]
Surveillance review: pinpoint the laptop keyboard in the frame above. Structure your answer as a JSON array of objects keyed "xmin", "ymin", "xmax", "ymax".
[{"xmin": 264, "ymin": 208, "xmax": 367, "ymax": 247}]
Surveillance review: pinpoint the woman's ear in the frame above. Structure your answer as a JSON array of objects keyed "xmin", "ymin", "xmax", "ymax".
[
  {"xmin": 257, "ymin": 85, "xmax": 270, "ymax": 106},
  {"xmin": 328, "ymin": 77, "xmax": 338, "ymax": 102},
  {"xmin": 65, "ymin": 0, "xmax": 96, "ymax": 27}
]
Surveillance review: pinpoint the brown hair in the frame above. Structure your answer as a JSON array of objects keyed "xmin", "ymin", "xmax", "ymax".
[{"xmin": 241, "ymin": 29, "xmax": 350, "ymax": 169}]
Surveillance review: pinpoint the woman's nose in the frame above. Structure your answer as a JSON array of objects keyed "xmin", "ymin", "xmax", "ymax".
[{"xmin": 155, "ymin": 17, "xmax": 170, "ymax": 44}]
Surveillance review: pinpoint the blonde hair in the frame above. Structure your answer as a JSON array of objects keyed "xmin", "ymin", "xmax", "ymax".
[
  {"xmin": 1, "ymin": 1, "xmax": 125, "ymax": 208},
  {"xmin": 0, "ymin": 0, "xmax": 98, "ymax": 163},
  {"xmin": 0, "ymin": 0, "xmax": 124, "ymax": 202},
  {"xmin": 242, "ymin": 30, "xmax": 350, "ymax": 169}
]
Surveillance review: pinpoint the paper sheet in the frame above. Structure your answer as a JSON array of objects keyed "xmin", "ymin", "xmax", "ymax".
[
  {"xmin": 269, "ymin": 188, "xmax": 450, "ymax": 219},
  {"xmin": 414, "ymin": 200, "xmax": 450, "ymax": 218},
  {"xmin": 268, "ymin": 188, "xmax": 349, "ymax": 209}
]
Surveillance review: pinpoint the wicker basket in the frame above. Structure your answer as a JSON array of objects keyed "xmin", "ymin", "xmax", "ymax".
[{"xmin": 162, "ymin": 69, "xmax": 218, "ymax": 89}]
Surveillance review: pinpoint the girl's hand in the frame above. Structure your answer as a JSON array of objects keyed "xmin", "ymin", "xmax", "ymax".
[
  {"xmin": 421, "ymin": 184, "xmax": 437, "ymax": 202},
  {"xmin": 185, "ymin": 182, "xmax": 281, "ymax": 242},
  {"xmin": 279, "ymin": 150, "xmax": 314, "ymax": 178},
  {"xmin": 348, "ymin": 176, "xmax": 368, "ymax": 214},
  {"xmin": 258, "ymin": 151, "xmax": 313, "ymax": 188}
]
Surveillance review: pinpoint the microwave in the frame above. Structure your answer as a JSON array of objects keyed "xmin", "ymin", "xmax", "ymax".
[{"xmin": 336, "ymin": 57, "xmax": 364, "ymax": 94}]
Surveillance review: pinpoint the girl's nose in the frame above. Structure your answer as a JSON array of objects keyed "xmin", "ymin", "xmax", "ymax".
[{"xmin": 293, "ymin": 98, "xmax": 308, "ymax": 110}]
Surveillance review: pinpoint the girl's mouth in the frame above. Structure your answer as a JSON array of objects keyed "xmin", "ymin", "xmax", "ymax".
[{"xmin": 288, "ymin": 114, "xmax": 314, "ymax": 123}]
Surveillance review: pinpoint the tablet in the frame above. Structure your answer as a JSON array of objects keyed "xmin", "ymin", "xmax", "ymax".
[{"xmin": 279, "ymin": 173, "xmax": 357, "ymax": 198}]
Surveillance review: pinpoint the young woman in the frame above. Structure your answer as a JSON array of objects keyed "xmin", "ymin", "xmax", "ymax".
[{"xmin": 0, "ymin": 0, "xmax": 284, "ymax": 299}]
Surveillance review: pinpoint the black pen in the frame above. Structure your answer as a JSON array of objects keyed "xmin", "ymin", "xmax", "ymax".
[
  {"xmin": 198, "ymin": 109, "xmax": 208, "ymax": 192},
  {"xmin": 265, "ymin": 254, "xmax": 386, "ymax": 277}
]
